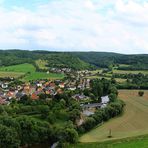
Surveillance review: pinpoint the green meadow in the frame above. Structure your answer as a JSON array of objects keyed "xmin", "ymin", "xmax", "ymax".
[
  {"xmin": 71, "ymin": 134, "xmax": 148, "ymax": 148},
  {"xmin": 0, "ymin": 63, "xmax": 64, "ymax": 81}
]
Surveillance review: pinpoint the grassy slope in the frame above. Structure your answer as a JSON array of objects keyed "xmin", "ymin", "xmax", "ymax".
[
  {"xmin": 80, "ymin": 90, "xmax": 148, "ymax": 142},
  {"xmin": 0, "ymin": 63, "xmax": 36, "ymax": 73},
  {"xmin": 35, "ymin": 59, "xmax": 48, "ymax": 70},
  {"xmin": 0, "ymin": 63, "xmax": 33, "ymax": 78}
]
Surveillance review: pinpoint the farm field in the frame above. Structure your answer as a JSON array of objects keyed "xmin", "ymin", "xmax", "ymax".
[
  {"xmin": 0, "ymin": 71, "xmax": 24, "ymax": 78},
  {"xmin": 80, "ymin": 90, "xmax": 148, "ymax": 142},
  {"xmin": 0, "ymin": 63, "xmax": 64, "ymax": 81}
]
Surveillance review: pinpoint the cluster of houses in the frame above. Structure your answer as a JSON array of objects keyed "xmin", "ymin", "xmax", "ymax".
[
  {"xmin": 50, "ymin": 68, "xmax": 71, "ymax": 73},
  {"xmin": 0, "ymin": 69, "xmax": 110, "ymax": 120},
  {"xmin": 0, "ymin": 79, "xmax": 64, "ymax": 105},
  {"xmin": 0, "ymin": 76, "xmax": 92, "ymax": 105}
]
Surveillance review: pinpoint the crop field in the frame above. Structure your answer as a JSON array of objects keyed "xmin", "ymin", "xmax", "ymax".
[
  {"xmin": 80, "ymin": 90, "xmax": 148, "ymax": 142},
  {"xmin": 0, "ymin": 63, "xmax": 64, "ymax": 81},
  {"xmin": 0, "ymin": 71, "xmax": 24, "ymax": 78}
]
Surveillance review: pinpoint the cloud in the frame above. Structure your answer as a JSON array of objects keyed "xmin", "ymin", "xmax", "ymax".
[{"xmin": 0, "ymin": 0, "xmax": 147, "ymax": 54}]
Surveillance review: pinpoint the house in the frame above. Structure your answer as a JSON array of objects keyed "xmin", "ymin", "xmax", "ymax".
[
  {"xmin": 37, "ymin": 83, "xmax": 42, "ymax": 87},
  {"xmin": 101, "ymin": 96, "xmax": 110, "ymax": 104},
  {"xmin": 0, "ymin": 97, "xmax": 8, "ymax": 105},
  {"xmin": 31, "ymin": 92, "xmax": 39, "ymax": 100},
  {"xmin": 59, "ymin": 83, "xmax": 65, "ymax": 88},
  {"xmin": 83, "ymin": 110, "xmax": 94, "ymax": 116},
  {"xmin": 68, "ymin": 86, "xmax": 76, "ymax": 91},
  {"xmin": 82, "ymin": 103, "xmax": 102, "ymax": 109},
  {"xmin": 57, "ymin": 88, "xmax": 63, "ymax": 94},
  {"xmin": 50, "ymin": 82, "xmax": 56, "ymax": 88},
  {"xmin": 72, "ymin": 94, "xmax": 89, "ymax": 101},
  {"xmin": 15, "ymin": 92, "xmax": 25, "ymax": 99},
  {"xmin": 6, "ymin": 91, "xmax": 15, "ymax": 100},
  {"xmin": 1, "ymin": 83, "xmax": 8, "ymax": 89}
]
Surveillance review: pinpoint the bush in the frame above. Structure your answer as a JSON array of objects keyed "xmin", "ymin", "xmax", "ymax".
[
  {"xmin": 138, "ymin": 91, "xmax": 144, "ymax": 97},
  {"xmin": 59, "ymin": 128, "xmax": 78, "ymax": 144}
]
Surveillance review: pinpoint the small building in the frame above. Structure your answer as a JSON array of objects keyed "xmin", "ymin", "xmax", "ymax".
[
  {"xmin": 31, "ymin": 92, "xmax": 39, "ymax": 100},
  {"xmin": 83, "ymin": 110, "xmax": 94, "ymax": 116},
  {"xmin": 101, "ymin": 96, "xmax": 109, "ymax": 104},
  {"xmin": 59, "ymin": 83, "xmax": 65, "ymax": 88}
]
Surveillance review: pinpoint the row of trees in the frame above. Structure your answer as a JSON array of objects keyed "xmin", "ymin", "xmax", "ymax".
[{"xmin": 78, "ymin": 100, "xmax": 125, "ymax": 133}]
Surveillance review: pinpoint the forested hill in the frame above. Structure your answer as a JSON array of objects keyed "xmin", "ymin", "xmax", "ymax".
[
  {"xmin": 0, "ymin": 50, "xmax": 148, "ymax": 70},
  {"xmin": 71, "ymin": 52, "xmax": 148, "ymax": 69},
  {"xmin": 0, "ymin": 50, "xmax": 92, "ymax": 70}
]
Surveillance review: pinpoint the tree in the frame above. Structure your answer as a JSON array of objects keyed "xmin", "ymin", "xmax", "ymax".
[
  {"xmin": 109, "ymin": 93, "xmax": 117, "ymax": 102},
  {"xmin": 69, "ymin": 109, "xmax": 81, "ymax": 123},
  {"xmin": 138, "ymin": 91, "xmax": 144, "ymax": 97},
  {"xmin": 47, "ymin": 112, "xmax": 56, "ymax": 124},
  {"xmin": 83, "ymin": 117, "xmax": 96, "ymax": 131},
  {"xmin": 19, "ymin": 95, "xmax": 30, "ymax": 104},
  {"xmin": 0, "ymin": 105, "xmax": 5, "ymax": 114},
  {"xmin": 38, "ymin": 93, "xmax": 46, "ymax": 100},
  {"xmin": 16, "ymin": 116, "xmax": 38, "ymax": 145},
  {"xmin": 0, "ymin": 124, "xmax": 20, "ymax": 148},
  {"xmin": 59, "ymin": 128, "xmax": 78, "ymax": 144}
]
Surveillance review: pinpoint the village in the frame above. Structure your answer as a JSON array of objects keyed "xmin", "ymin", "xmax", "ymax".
[{"xmin": 0, "ymin": 70, "xmax": 110, "ymax": 118}]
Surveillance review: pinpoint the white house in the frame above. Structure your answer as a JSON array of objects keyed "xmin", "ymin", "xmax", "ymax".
[{"xmin": 101, "ymin": 96, "xmax": 110, "ymax": 104}]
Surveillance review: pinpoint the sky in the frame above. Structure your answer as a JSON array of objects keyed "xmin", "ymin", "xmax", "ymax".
[{"xmin": 0, "ymin": 0, "xmax": 148, "ymax": 54}]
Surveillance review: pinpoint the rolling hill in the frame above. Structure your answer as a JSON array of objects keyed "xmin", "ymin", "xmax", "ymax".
[{"xmin": 0, "ymin": 50, "xmax": 148, "ymax": 70}]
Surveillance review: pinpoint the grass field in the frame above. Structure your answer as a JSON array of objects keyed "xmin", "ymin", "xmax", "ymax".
[
  {"xmin": 86, "ymin": 76, "xmax": 126, "ymax": 83},
  {"xmin": 80, "ymin": 90, "xmax": 148, "ymax": 142},
  {"xmin": 22, "ymin": 72, "xmax": 64, "ymax": 81},
  {"xmin": 0, "ymin": 63, "xmax": 64, "ymax": 81},
  {"xmin": 72, "ymin": 134, "xmax": 148, "ymax": 148},
  {"xmin": 113, "ymin": 70, "xmax": 148, "ymax": 74},
  {"xmin": 0, "ymin": 63, "xmax": 36, "ymax": 73}
]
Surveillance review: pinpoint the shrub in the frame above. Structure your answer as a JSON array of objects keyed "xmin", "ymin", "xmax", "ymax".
[{"xmin": 138, "ymin": 91, "xmax": 144, "ymax": 97}]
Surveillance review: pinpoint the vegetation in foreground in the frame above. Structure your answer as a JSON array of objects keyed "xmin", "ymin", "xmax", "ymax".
[
  {"xmin": 0, "ymin": 79, "xmax": 123, "ymax": 147},
  {"xmin": 70, "ymin": 134, "xmax": 148, "ymax": 148}
]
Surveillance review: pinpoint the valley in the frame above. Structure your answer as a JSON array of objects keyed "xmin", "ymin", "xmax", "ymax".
[{"xmin": 0, "ymin": 50, "xmax": 148, "ymax": 148}]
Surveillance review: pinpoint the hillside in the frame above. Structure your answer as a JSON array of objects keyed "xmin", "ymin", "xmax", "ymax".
[
  {"xmin": 0, "ymin": 50, "xmax": 148, "ymax": 70},
  {"xmin": 0, "ymin": 50, "xmax": 91, "ymax": 70},
  {"xmin": 71, "ymin": 52, "xmax": 148, "ymax": 69}
]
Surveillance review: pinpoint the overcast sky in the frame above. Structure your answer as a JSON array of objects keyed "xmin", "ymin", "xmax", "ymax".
[{"xmin": 0, "ymin": 0, "xmax": 148, "ymax": 54}]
